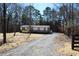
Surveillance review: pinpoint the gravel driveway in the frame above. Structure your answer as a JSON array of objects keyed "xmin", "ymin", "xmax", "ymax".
[{"xmin": 0, "ymin": 33, "xmax": 60, "ymax": 56}]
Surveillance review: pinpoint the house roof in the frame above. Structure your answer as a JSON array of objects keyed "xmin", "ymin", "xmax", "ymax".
[{"xmin": 21, "ymin": 25, "xmax": 50, "ymax": 28}]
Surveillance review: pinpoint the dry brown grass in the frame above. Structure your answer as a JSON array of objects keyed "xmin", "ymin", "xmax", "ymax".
[
  {"xmin": 0, "ymin": 32, "xmax": 44, "ymax": 53},
  {"xmin": 55, "ymin": 33, "xmax": 79, "ymax": 56}
]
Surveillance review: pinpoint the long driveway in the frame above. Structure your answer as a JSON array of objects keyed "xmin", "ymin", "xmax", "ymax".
[{"xmin": 0, "ymin": 33, "xmax": 60, "ymax": 56}]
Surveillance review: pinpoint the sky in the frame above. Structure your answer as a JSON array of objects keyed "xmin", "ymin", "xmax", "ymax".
[
  {"xmin": 5, "ymin": 0, "xmax": 78, "ymax": 3},
  {"xmin": 24, "ymin": 3, "xmax": 60, "ymax": 15},
  {"xmin": 33, "ymin": 3, "xmax": 55, "ymax": 15}
]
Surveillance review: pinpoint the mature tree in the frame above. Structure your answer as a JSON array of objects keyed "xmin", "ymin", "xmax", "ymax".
[
  {"xmin": 0, "ymin": 4, "xmax": 3, "ymax": 32},
  {"xmin": 7, "ymin": 4, "xmax": 22, "ymax": 36},
  {"xmin": 59, "ymin": 4, "xmax": 70, "ymax": 34},
  {"xmin": 3, "ymin": 3, "xmax": 7, "ymax": 43},
  {"xmin": 5, "ymin": 3, "xmax": 23, "ymax": 33},
  {"xmin": 51, "ymin": 9, "xmax": 58, "ymax": 31},
  {"xmin": 22, "ymin": 5, "xmax": 42, "ymax": 25},
  {"xmin": 43, "ymin": 7, "xmax": 52, "ymax": 24}
]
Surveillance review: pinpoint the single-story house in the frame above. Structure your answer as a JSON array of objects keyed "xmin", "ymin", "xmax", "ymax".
[{"xmin": 20, "ymin": 25, "xmax": 51, "ymax": 33}]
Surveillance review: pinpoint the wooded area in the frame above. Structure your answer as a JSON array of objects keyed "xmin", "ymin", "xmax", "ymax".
[{"xmin": 0, "ymin": 3, "xmax": 79, "ymax": 48}]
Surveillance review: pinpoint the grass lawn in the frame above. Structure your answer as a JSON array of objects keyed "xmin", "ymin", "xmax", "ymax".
[{"xmin": 0, "ymin": 32, "xmax": 44, "ymax": 53}]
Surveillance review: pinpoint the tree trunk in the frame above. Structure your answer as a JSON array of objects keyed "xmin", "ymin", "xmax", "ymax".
[
  {"xmin": 13, "ymin": 24, "xmax": 16, "ymax": 36},
  {"xmin": 3, "ymin": 3, "xmax": 6, "ymax": 43}
]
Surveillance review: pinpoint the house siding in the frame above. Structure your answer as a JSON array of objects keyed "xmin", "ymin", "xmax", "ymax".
[{"xmin": 20, "ymin": 25, "xmax": 50, "ymax": 33}]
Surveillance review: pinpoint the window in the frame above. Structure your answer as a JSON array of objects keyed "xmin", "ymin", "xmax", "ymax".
[
  {"xmin": 22, "ymin": 27, "xmax": 26, "ymax": 30},
  {"xmin": 33, "ymin": 27, "xmax": 38, "ymax": 30},
  {"xmin": 40, "ymin": 27, "xmax": 44, "ymax": 31}
]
